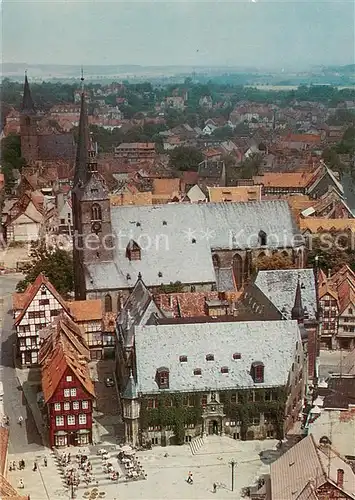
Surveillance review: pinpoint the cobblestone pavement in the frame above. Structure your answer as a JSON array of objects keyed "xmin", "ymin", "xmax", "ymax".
[{"xmin": 7, "ymin": 436, "xmax": 279, "ymax": 499}]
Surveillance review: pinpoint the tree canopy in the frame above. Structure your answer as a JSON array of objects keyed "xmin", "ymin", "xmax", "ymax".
[
  {"xmin": 16, "ymin": 241, "xmax": 74, "ymax": 297},
  {"xmin": 255, "ymin": 253, "xmax": 295, "ymax": 271},
  {"xmin": 1, "ymin": 134, "xmax": 25, "ymax": 192},
  {"xmin": 168, "ymin": 146, "xmax": 204, "ymax": 171}
]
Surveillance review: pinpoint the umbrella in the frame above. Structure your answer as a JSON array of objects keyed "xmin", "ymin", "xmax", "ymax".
[{"xmin": 120, "ymin": 445, "xmax": 133, "ymax": 452}]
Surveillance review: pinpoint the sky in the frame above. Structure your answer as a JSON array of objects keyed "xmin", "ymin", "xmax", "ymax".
[{"xmin": 1, "ymin": 0, "xmax": 354, "ymax": 69}]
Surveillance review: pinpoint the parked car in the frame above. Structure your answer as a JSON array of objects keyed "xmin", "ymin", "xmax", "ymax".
[{"xmin": 105, "ymin": 377, "xmax": 114, "ymax": 387}]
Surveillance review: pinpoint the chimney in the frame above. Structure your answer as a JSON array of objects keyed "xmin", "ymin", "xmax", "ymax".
[{"xmin": 337, "ymin": 469, "xmax": 344, "ymax": 489}]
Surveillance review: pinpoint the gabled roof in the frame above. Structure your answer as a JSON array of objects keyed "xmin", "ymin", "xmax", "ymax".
[
  {"xmin": 39, "ymin": 314, "xmax": 95, "ymax": 403},
  {"xmin": 254, "ymin": 269, "xmax": 317, "ymax": 321},
  {"xmin": 13, "ymin": 273, "xmax": 70, "ymax": 326}
]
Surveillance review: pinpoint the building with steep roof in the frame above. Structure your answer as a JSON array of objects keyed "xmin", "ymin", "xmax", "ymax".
[
  {"xmin": 126, "ymin": 319, "xmax": 304, "ymax": 447},
  {"xmin": 39, "ymin": 314, "xmax": 95, "ymax": 447},
  {"xmin": 318, "ymin": 265, "xmax": 355, "ymax": 350},
  {"xmin": 265, "ymin": 434, "xmax": 355, "ymax": 500},
  {"xmin": 13, "ymin": 273, "xmax": 71, "ymax": 366}
]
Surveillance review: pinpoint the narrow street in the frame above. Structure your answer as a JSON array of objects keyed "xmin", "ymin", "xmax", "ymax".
[{"xmin": 0, "ymin": 273, "xmax": 44, "ymax": 454}]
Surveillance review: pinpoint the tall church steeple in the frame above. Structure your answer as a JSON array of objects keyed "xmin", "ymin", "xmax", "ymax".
[
  {"xmin": 20, "ymin": 73, "xmax": 39, "ymax": 164},
  {"xmin": 21, "ymin": 73, "xmax": 36, "ymax": 115},
  {"xmin": 291, "ymin": 278, "xmax": 304, "ymax": 322},
  {"xmin": 74, "ymin": 73, "xmax": 89, "ymax": 188}
]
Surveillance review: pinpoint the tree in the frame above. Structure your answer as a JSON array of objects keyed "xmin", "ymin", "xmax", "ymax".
[
  {"xmin": 211, "ymin": 126, "xmax": 234, "ymax": 140},
  {"xmin": 168, "ymin": 146, "xmax": 204, "ymax": 172},
  {"xmin": 157, "ymin": 281, "xmax": 184, "ymax": 294},
  {"xmin": 255, "ymin": 253, "xmax": 295, "ymax": 271},
  {"xmin": 307, "ymin": 233, "xmax": 355, "ymax": 274},
  {"xmin": 16, "ymin": 241, "xmax": 73, "ymax": 297},
  {"xmin": 1, "ymin": 134, "xmax": 26, "ymax": 192},
  {"xmin": 237, "ymin": 153, "xmax": 263, "ymax": 179}
]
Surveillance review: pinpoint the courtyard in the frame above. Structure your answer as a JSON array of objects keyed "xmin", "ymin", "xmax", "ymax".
[{"xmin": 7, "ymin": 435, "xmax": 278, "ymax": 499}]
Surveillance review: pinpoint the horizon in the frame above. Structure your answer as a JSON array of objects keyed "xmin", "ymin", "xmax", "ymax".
[{"xmin": 2, "ymin": 1, "xmax": 354, "ymax": 70}]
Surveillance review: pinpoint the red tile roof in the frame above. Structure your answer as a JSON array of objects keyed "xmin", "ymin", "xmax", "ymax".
[
  {"xmin": 67, "ymin": 300, "xmax": 103, "ymax": 322},
  {"xmin": 154, "ymin": 291, "xmax": 221, "ymax": 317},
  {"xmin": 13, "ymin": 274, "xmax": 70, "ymax": 326},
  {"xmin": 39, "ymin": 314, "xmax": 95, "ymax": 403}
]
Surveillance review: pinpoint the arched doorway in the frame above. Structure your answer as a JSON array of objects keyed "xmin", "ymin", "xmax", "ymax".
[
  {"xmin": 208, "ymin": 420, "xmax": 219, "ymax": 435},
  {"xmin": 232, "ymin": 254, "xmax": 243, "ymax": 290}
]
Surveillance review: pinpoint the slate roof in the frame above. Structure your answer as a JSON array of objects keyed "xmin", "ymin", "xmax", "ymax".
[
  {"xmin": 135, "ymin": 320, "xmax": 300, "ymax": 394},
  {"xmin": 85, "ymin": 201, "xmax": 302, "ymax": 291},
  {"xmin": 254, "ymin": 269, "xmax": 317, "ymax": 320},
  {"xmin": 116, "ymin": 279, "xmax": 164, "ymax": 346}
]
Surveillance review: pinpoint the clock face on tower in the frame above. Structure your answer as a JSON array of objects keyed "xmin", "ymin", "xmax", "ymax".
[{"xmin": 91, "ymin": 221, "xmax": 102, "ymax": 234}]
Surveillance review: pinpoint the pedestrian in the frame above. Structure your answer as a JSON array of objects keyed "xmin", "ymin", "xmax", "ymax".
[
  {"xmin": 33, "ymin": 461, "xmax": 37, "ymax": 471},
  {"xmin": 187, "ymin": 471, "xmax": 193, "ymax": 484},
  {"xmin": 44, "ymin": 457, "xmax": 47, "ymax": 467},
  {"xmin": 12, "ymin": 461, "xmax": 16, "ymax": 470},
  {"xmin": 213, "ymin": 483, "xmax": 217, "ymax": 493},
  {"xmin": 22, "ymin": 460, "xmax": 25, "ymax": 469},
  {"xmin": 18, "ymin": 416, "xmax": 23, "ymax": 426},
  {"xmin": 18, "ymin": 479, "xmax": 24, "ymax": 489}
]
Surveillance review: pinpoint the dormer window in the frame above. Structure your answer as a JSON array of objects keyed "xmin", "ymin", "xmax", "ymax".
[
  {"xmin": 206, "ymin": 354, "xmax": 214, "ymax": 361},
  {"xmin": 233, "ymin": 353, "xmax": 241, "ymax": 360},
  {"xmin": 251, "ymin": 361, "xmax": 264, "ymax": 383},
  {"xmin": 156, "ymin": 367, "xmax": 169, "ymax": 389},
  {"xmin": 158, "ymin": 272, "xmax": 163, "ymax": 278},
  {"xmin": 221, "ymin": 366, "xmax": 229, "ymax": 374},
  {"xmin": 126, "ymin": 240, "xmax": 141, "ymax": 261},
  {"xmin": 194, "ymin": 368, "xmax": 202, "ymax": 376},
  {"xmin": 258, "ymin": 230, "xmax": 267, "ymax": 247},
  {"xmin": 192, "ymin": 238, "xmax": 196, "ymax": 244},
  {"xmin": 91, "ymin": 203, "xmax": 102, "ymax": 221},
  {"xmin": 163, "ymin": 221, "xmax": 167, "ymax": 226},
  {"xmin": 179, "ymin": 355, "xmax": 188, "ymax": 362}
]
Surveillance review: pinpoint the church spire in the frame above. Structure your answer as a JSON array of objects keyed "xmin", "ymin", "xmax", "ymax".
[
  {"xmin": 21, "ymin": 72, "xmax": 36, "ymax": 115},
  {"xmin": 74, "ymin": 71, "xmax": 89, "ymax": 188},
  {"xmin": 291, "ymin": 277, "xmax": 304, "ymax": 322}
]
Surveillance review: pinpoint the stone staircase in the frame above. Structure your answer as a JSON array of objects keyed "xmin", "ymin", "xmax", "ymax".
[{"xmin": 189, "ymin": 436, "xmax": 204, "ymax": 455}]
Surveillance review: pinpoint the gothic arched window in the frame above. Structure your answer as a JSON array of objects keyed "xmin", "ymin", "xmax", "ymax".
[
  {"xmin": 91, "ymin": 203, "xmax": 102, "ymax": 221},
  {"xmin": 232, "ymin": 253, "xmax": 243, "ymax": 291},
  {"xmin": 104, "ymin": 294, "xmax": 112, "ymax": 312}
]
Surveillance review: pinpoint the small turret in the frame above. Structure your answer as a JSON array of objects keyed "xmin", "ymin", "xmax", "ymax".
[{"xmin": 291, "ymin": 278, "xmax": 305, "ymax": 323}]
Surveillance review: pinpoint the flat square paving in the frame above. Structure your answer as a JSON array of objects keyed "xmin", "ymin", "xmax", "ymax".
[{"xmin": 7, "ymin": 436, "xmax": 278, "ymax": 499}]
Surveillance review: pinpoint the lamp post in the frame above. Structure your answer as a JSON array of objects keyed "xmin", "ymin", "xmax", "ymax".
[{"xmin": 229, "ymin": 460, "xmax": 237, "ymax": 492}]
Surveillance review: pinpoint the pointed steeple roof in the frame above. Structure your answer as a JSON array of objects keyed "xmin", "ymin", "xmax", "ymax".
[
  {"xmin": 122, "ymin": 370, "xmax": 138, "ymax": 399},
  {"xmin": 291, "ymin": 278, "xmax": 305, "ymax": 321},
  {"xmin": 21, "ymin": 73, "xmax": 36, "ymax": 115},
  {"xmin": 74, "ymin": 90, "xmax": 89, "ymax": 188}
]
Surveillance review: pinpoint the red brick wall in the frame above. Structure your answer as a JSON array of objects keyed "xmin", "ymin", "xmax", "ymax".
[{"xmin": 317, "ymin": 482, "xmax": 352, "ymax": 499}]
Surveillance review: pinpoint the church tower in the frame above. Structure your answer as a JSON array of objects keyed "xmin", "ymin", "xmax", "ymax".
[
  {"xmin": 20, "ymin": 73, "xmax": 39, "ymax": 165},
  {"xmin": 72, "ymin": 83, "xmax": 113, "ymax": 300}
]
